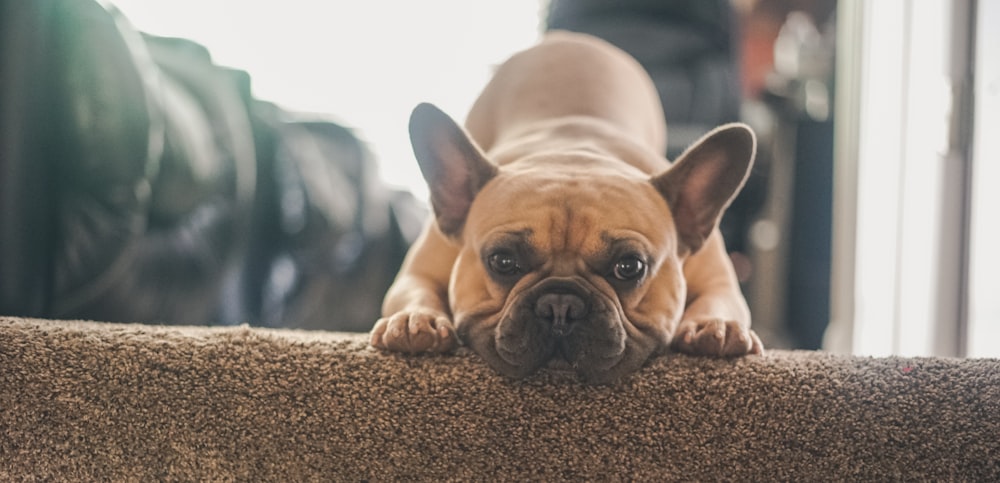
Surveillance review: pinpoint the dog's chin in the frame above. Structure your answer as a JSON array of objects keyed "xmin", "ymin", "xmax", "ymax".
[
  {"xmin": 493, "ymin": 313, "xmax": 557, "ymax": 378},
  {"xmin": 477, "ymin": 325, "xmax": 656, "ymax": 384},
  {"xmin": 458, "ymin": 294, "xmax": 660, "ymax": 384},
  {"xmin": 564, "ymin": 338, "xmax": 657, "ymax": 384},
  {"xmin": 458, "ymin": 312, "xmax": 555, "ymax": 380}
]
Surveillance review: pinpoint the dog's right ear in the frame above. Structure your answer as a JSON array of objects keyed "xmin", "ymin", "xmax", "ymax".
[{"xmin": 409, "ymin": 103, "xmax": 497, "ymax": 237}]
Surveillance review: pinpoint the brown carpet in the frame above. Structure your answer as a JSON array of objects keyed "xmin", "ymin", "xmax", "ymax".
[{"xmin": 1, "ymin": 316, "xmax": 998, "ymax": 481}]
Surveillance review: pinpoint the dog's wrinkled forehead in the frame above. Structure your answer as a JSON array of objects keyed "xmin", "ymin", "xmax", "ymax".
[
  {"xmin": 478, "ymin": 223, "xmax": 658, "ymax": 261},
  {"xmin": 465, "ymin": 168, "xmax": 675, "ymax": 258}
]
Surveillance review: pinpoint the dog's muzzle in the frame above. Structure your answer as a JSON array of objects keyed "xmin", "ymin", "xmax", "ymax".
[
  {"xmin": 465, "ymin": 275, "xmax": 636, "ymax": 383},
  {"xmin": 510, "ymin": 277, "xmax": 623, "ymax": 368}
]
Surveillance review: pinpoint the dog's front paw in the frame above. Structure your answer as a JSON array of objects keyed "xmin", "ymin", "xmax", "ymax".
[
  {"xmin": 671, "ymin": 319, "xmax": 763, "ymax": 357},
  {"xmin": 370, "ymin": 310, "xmax": 458, "ymax": 353}
]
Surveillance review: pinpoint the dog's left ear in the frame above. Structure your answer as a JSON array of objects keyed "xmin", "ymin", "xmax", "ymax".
[
  {"xmin": 409, "ymin": 103, "xmax": 498, "ymax": 237},
  {"xmin": 651, "ymin": 123, "xmax": 755, "ymax": 255}
]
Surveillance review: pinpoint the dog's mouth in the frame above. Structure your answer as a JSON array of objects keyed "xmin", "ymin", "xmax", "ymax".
[{"xmin": 459, "ymin": 277, "xmax": 655, "ymax": 383}]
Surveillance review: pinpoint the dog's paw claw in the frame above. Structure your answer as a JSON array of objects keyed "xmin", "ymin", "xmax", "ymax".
[
  {"xmin": 370, "ymin": 311, "xmax": 458, "ymax": 354},
  {"xmin": 672, "ymin": 319, "xmax": 763, "ymax": 357}
]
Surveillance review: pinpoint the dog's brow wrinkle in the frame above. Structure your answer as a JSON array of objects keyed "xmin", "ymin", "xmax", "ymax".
[
  {"xmin": 502, "ymin": 229, "xmax": 532, "ymax": 241},
  {"xmin": 558, "ymin": 200, "xmax": 590, "ymax": 254},
  {"xmin": 561, "ymin": 203, "xmax": 572, "ymax": 251},
  {"xmin": 485, "ymin": 227, "xmax": 532, "ymax": 244}
]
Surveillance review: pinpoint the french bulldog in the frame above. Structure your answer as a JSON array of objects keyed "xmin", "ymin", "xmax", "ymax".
[{"xmin": 371, "ymin": 31, "xmax": 763, "ymax": 383}]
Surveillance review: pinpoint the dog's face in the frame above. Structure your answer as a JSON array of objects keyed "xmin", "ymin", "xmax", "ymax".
[
  {"xmin": 409, "ymin": 103, "xmax": 753, "ymax": 383},
  {"xmin": 451, "ymin": 160, "xmax": 685, "ymax": 383}
]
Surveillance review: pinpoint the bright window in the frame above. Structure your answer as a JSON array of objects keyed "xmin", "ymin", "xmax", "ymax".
[
  {"xmin": 108, "ymin": 0, "xmax": 543, "ymax": 201},
  {"xmin": 830, "ymin": 0, "xmax": 999, "ymax": 357}
]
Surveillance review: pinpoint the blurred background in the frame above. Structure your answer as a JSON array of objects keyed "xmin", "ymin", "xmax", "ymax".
[
  {"xmin": 108, "ymin": 0, "xmax": 543, "ymax": 203},
  {"xmin": 1, "ymin": 0, "xmax": 996, "ymax": 357}
]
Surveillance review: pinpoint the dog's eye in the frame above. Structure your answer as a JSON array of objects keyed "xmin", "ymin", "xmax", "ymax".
[
  {"xmin": 613, "ymin": 256, "xmax": 646, "ymax": 281},
  {"xmin": 488, "ymin": 252, "xmax": 520, "ymax": 275}
]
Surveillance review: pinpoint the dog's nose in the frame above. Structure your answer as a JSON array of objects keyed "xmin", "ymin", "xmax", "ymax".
[{"xmin": 535, "ymin": 292, "xmax": 588, "ymax": 336}]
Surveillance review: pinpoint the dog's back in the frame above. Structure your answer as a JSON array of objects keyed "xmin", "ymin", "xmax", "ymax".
[{"xmin": 464, "ymin": 31, "xmax": 666, "ymax": 155}]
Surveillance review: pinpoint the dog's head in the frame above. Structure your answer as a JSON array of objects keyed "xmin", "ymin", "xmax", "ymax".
[{"xmin": 409, "ymin": 103, "xmax": 754, "ymax": 383}]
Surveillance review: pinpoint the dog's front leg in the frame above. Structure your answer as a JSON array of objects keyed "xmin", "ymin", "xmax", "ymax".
[
  {"xmin": 371, "ymin": 223, "xmax": 460, "ymax": 353},
  {"xmin": 672, "ymin": 232, "xmax": 763, "ymax": 357}
]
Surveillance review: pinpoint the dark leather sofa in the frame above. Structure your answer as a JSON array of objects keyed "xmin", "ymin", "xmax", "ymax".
[{"xmin": 0, "ymin": 0, "xmax": 417, "ymax": 331}]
